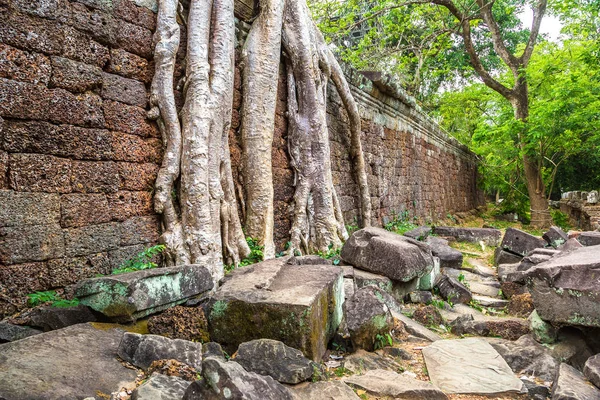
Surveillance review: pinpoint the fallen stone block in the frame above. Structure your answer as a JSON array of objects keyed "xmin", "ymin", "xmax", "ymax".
[
  {"xmin": 435, "ymin": 274, "xmax": 472, "ymax": 304},
  {"xmin": 403, "ymin": 225, "xmax": 432, "ymax": 241},
  {"xmin": 233, "ymin": 339, "xmax": 315, "ymax": 384},
  {"xmin": 489, "ymin": 334, "xmax": 558, "ymax": 381},
  {"xmin": 353, "ymin": 268, "xmax": 392, "ymax": 292},
  {"xmin": 183, "ymin": 356, "xmax": 292, "ymax": 400},
  {"xmin": 0, "ymin": 323, "xmax": 137, "ymax": 399},
  {"xmin": 551, "ymin": 363, "xmax": 600, "ymax": 399},
  {"xmin": 407, "ymin": 290, "xmax": 433, "ymax": 304},
  {"xmin": 343, "ymin": 349, "xmax": 403, "ymax": 374},
  {"xmin": 557, "ymin": 238, "xmax": 584, "ymax": 252},
  {"xmin": 426, "ymin": 236, "xmax": 463, "ymax": 269},
  {"xmin": 0, "ymin": 321, "xmax": 41, "ymax": 343},
  {"xmin": 432, "ymin": 226, "xmax": 502, "ymax": 246},
  {"xmin": 585, "ymin": 354, "xmax": 600, "ymax": 390},
  {"xmin": 75, "ymin": 265, "xmax": 213, "ymax": 322},
  {"xmin": 578, "ymin": 231, "xmax": 600, "ymax": 246},
  {"xmin": 343, "ymin": 369, "xmax": 448, "ymax": 399},
  {"xmin": 341, "ymin": 227, "xmax": 434, "ymax": 282},
  {"xmin": 501, "ymin": 228, "xmax": 546, "ymax": 257},
  {"xmin": 494, "ymin": 248, "xmax": 523, "ymax": 267},
  {"xmin": 422, "ymin": 338, "xmax": 525, "ymax": 394},
  {"xmin": 472, "ymin": 294, "xmax": 508, "ymax": 309},
  {"xmin": 29, "ymin": 304, "xmax": 98, "ymax": 331},
  {"xmin": 118, "ymin": 332, "xmax": 203, "ymax": 370},
  {"xmin": 391, "ymin": 310, "xmax": 442, "ymax": 342},
  {"xmin": 527, "ymin": 245, "xmax": 600, "ymax": 327},
  {"xmin": 207, "ymin": 258, "xmax": 343, "ymax": 361},
  {"xmin": 345, "ymin": 286, "xmax": 394, "ymax": 351},
  {"xmin": 449, "ymin": 314, "xmax": 529, "ymax": 340},
  {"xmin": 131, "ymin": 373, "xmax": 191, "ymax": 400},
  {"xmin": 289, "ymin": 381, "xmax": 360, "ymax": 400},
  {"xmin": 543, "ymin": 226, "xmax": 569, "ymax": 248}
]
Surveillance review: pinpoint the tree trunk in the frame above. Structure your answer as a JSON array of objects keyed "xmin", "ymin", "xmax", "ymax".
[
  {"xmin": 240, "ymin": 0, "xmax": 284, "ymax": 259},
  {"xmin": 512, "ymin": 90, "xmax": 552, "ymax": 229}
]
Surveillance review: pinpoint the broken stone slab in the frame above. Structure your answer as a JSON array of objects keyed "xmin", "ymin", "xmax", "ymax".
[
  {"xmin": 543, "ymin": 226, "xmax": 569, "ymax": 248},
  {"xmin": 585, "ymin": 354, "xmax": 600, "ymax": 389},
  {"xmin": 422, "ymin": 338, "xmax": 525, "ymax": 394},
  {"xmin": 75, "ymin": 265, "xmax": 214, "ymax": 322},
  {"xmin": 0, "ymin": 321, "xmax": 41, "ymax": 343},
  {"xmin": 450, "ymin": 314, "xmax": 530, "ymax": 340},
  {"xmin": 289, "ymin": 381, "xmax": 360, "ymax": 400},
  {"xmin": 341, "ymin": 227, "xmax": 434, "ymax": 282},
  {"xmin": 530, "ymin": 248, "xmax": 562, "ymax": 257},
  {"xmin": 463, "ymin": 258, "xmax": 496, "ymax": 277},
  {"xmin": 498, "ymin": 263, "xmax": 528, "ymax": 284},
  {"xmin": 468, "ymin": 282, "xmax": 501, "ymax": 297},
  {"xmin": 426, "ymin": 236, "xmax": 463, "ymax": 269},
  {"xmin": 407, "ymin": 290, "xmax": 433, "ymax": 304},
  {"xmin": 353, "ymin": 268, "xmax": 392, "ymax": 292},
  {"xmin": 391, "ymin": 310, "xmax": 442, "ymax": 342},
  {"xmin": 131, "ymin": 373, "xmax": 191, "ymax": 400},
  {"xmin": 578, "ymin": 231, "xmax": 600, "ymax": 246},
  {"xmin": 207, "ymin": 258, "xmax": 343, "ymax": 361},
  {"xmin": 233, "ymin": 339, "xmax": 315, "ymax": 384},
  {"xmin": 494, "ymin": 247, "xmax": 523, "ymax": 267},
  {"xmin": 183, "ymin": 356, "xmax": 293, "ymax": 400},
  {"xmin": 118, "ymin": 332, "xmax": 203, "ymax": 371},
  {"xmin": 489, "ymin": 334, "xmax": 559, "ymax": 381},
  {"xmin": 29, "ymin": 304, "xmax": 98, "ymax": 331},
  {"xmin": 518, "ymin": 254, "xmax": 554, "ymax": 271},
  {"xmin": 526, "ymin": 245, "xmax": 600, "ymax": 327},
  {"xmin": 343, "ymin": 349, "xmax": 403, "ymax": 374},
  {"xmin": 432, "ymin": 226, "xmax": 502, "ymax": 246},
  {"xmin": 345, "ymin": 286, "xmax": 394, "ymax": 351},
  {"xmin": 551, "ymin": 363, "xmax": 600, "ymax": 399},
  {"xmin": 435, "ymin": 273, "xmax": 472, "ymax": 304},
  {"xmin": 0, "ymin": 323, "xmax": 137, "ymax": 399},
  {"xmin": 501, "ymin": 228, "xmax": 547, "ymax": 257},
  {"xmin": 403, "ymin": 225, "xmax": 432, "ymax": 241},
  {"xmin": 472, "ymin": 294, "xmax": 508, "ymax": 309},
  {"xmin": 343, "ymin": 369, "xmax": 448, "ymax": 399},
  {"xmin": 557, "ymin": 237, "xmax": 584, "ymax": 252}
]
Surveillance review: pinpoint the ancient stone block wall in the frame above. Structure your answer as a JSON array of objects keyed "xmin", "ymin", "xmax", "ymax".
[
  {"xmin": 0, "ymin": 0, "xmax": 482, "ymax": 316},
  {"xmin": 0, "ymin": 0, "xmax": 161, "ymax": 316}
]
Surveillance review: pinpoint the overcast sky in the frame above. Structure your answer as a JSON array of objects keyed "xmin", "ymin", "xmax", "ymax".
[{"xmin": 520, "ymin": 8, "xmax": 563, "ymax": 41}]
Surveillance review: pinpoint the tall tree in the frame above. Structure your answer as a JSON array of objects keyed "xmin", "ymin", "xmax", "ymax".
[{"xmin": 150, "ymin": 0, "xmax": 372, "ymax": 283}]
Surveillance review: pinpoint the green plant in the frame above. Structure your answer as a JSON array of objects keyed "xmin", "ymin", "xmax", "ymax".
[
  {"xmin": 384, "ymin": 210, "xmax": 418, "ymax": 235},
  {"xmin": 346, "ymin": 218, "xmax": 360, "ymax": 236},
  {"xmin": 374, "ymin": 332, "xmax": 393, "ymax": 350},
  {"xmin": 226, "ymin": 237, "xmax": 264, "ymax": 273},
  {"xmin": 430, "ymin": 299, "xmax": 446, "ymax": 310},
  {"xmin": 317, "ymin": 243, "xmax": 341, "ymax": 265},
  {"xmin": 333, "ymin": 366, "xmax": 348, "ymax": 377},
  {"xmin": 112, "ymin": 244, "xmax": 166, "ymax": 275},
  {"xmin": 27, "ymin": 290, "xmax": 80, "ymax": 308},
  {"xmin": 551, "ymin": 209, "xmax": 571, "ymax": 232},
  {"xmin": 457, "ymin": 273, "xmax": 466, "ymax": 283}
]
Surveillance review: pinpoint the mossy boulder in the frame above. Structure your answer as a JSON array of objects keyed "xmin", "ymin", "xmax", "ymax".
[
  {"xmin": 207, "ymin": 258, "xmax": 343, "ymax": 361},
  {"xmin": 345, "ymin": 286, "xmax": 394, "ymax": 351},
  {"xmin": 75, "ymin": 265, "xmax": 213, "ymax": 322}
]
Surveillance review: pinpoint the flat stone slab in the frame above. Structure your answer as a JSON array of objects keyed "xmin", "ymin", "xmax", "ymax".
[
  {"xmin": 131, "ymin": 373, "xmax": 191, "ymax": 400},
  {"xmin": 391, "ymin": 310, "xmax": 442, "ymax": 342},
  {"xmin": 289, "ymin": 381, "xmax": 360, "ymax": 400},
  {"xmin": 501, "ymin": 228, "xmax": 546, "ymax": 257},
  {"xmin": 473, "ymin": 294, "xmax": 508, "ymax": 308},
  {"xmin": 341, "ymin": 227, "xmax": 434, "ymax": 282},
  {"xmin": 344, "ymin": 369, "xmax": 447, "ymax": 399},
  {"xmin": 75, "ymin": 265, "xmax": 213, "ymax": 322},
  {"xmin": 552, "ymin": 363, "xmax": 600, "ymax": 399},
  {"xmin": 526, "ymin": 245, "xmax": 600, "ymax": 327},
  {"xmin": 433, "ymin": 226, "xmax": 502, "ymax": 246},
  {"xmin": 0, "ymin": 323, "xmax": 137, "ymax": 400},
  {"xmin": 208, "ymin": 258, "xmax": 343, "ymax": 361},
  {"xmin": 353, "ymin": 268, "xmax": 393, "ymax": 292},
  {"xmin": 422, "ymin": 338, "xmax": 525, "ymax": 394}
]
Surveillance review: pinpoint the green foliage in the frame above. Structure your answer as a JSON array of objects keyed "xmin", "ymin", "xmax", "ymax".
[
  {"xmin": 384, "ymin": 210, "xmax": 418, "ymax": 235},
  {"xmin": 457, "ymin": 273, "xmax": 466, "ymax": 283},
  {"xmin": 333, "ymin": 366, "xmax": 349, "ymax": 377},
  {"xmin": 373, "ymin": 332, "xmax": 394, "ymax": 350},
  {"xmin": 551, "ymin": 210, "xmax": 571, "ymax": 231},
  {"xmin": 27, "ymin": 290, "xmax": 79, "ymax": 308},
  {"xmin": 111, "ymin": 244, "xmax": 166, "ymax": 275},
  {"xmin": 430, "ymin": 299, "xmax": 446, "ymax": 310},
  {"xmin": 317, "ymin": 243, "xmax": 342, "ymax": 265},
  {"xmin": 226, "ymin": 238, "xmax": 264, "ymax": 274}
]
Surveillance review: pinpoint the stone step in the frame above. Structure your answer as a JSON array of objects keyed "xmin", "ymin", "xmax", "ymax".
[{"xmin": 472, "ymin": 295, "xmax": 508, "ymax": 309}]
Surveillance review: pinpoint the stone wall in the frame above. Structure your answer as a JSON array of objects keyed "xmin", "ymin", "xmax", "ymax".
[
  {"xmin": 559, "ymin": 190, "xmax": 600, "ymax": 231},
  {"xmin": 0, "ymin": 0, "xmax": 483, "ymax": 317}
]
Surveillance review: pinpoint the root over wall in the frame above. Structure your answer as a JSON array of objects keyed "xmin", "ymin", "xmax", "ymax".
[{"xmin": 0, "ymin": 0, "xmax": 483, "ymax": 317}]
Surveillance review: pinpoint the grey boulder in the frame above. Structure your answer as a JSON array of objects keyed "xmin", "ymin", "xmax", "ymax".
[
  {"xmin": 118, "ymin": 332, "xmax": 203, "ymax": 370},
  {"xmin": 233, "ymin": 339, "xmax": 314, "ymax": 384},
  {"xmin": 426, "ymin": 236, "xmax": 463, "ymax": 269},
  {"xmin": 501, "ymin": 228, "xmax": 546, "ymax": 257},
  {"xmin": 343, "ymin": 369, "xmax": 448, "ymax": 399},
  {"xmin": 489, "ymin": 334, "xmax": 559, "ymax": 381},
  {"xmin": 0, "ymin": 321, "xmax": 41, "ymax": 343},
  {"xmin": 578, "ymin": 231, "xmax": 600, "ymax": 246},
  {"xmin": 551, "ymin": 363, "xmax": 600, "ymax": 399},
  {"xmin": 345, "ymin": 286, "xmax": 394, "ymax": 351},
  {"xmin": 131, "ymin": 373, "xmax": 191, "ymax": 400},
  {"xmin": 435, "ymin": 274, "xmax": 472, "ymax": 304},
  {"xmin": 585, "ymin": 354, "xmax": 600, "ymax": 389},
  {"xmin": 341, "ymin": 227, "xmax": 434, "ymax": 282},
  {"xmin": 543, "ymin": 226, "xmax": 569, "ymax": 248}
]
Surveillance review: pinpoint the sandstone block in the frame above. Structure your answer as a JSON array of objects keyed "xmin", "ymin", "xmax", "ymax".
[
  {"xmin": 341, "ymin": 227, "xmax": 434, "ymax": 282},
  {"xmin": 501, "ymin": 228, "xmax": 546, "ymax": 257},
  {"xmin": 76, "ymin": 265, "xmax": 214, "ymax": 321},
  {"xmin": 434, "ymin": 273, "xmax": 472, "ymax": 304},
  {"xmin": 208, "ymin": 258, "xmax": 344, "ymax": 361},
  {"xmin": 60, "ymin": 193, "xmax": 111, "ymax": 228},
  {"xmin": 426, "ymin": 236, "xmax": 463, "ymax": 269},
  {"xmin": 118, "ymin": 332, "xmax": 203, "ymax": 370},
  {"xmin": 131, "ymin": 373, "xmax": 191, "ymax": 400},
  {"xmin": 64, "ymin": 222, "xmax": 121, "ymax": 257},
  {"xmin": 343, "ymin": 369, "xmax": 447, "ymax": 399},
  {"xmin": 542, "ymin": 226, "xmax": 569, "ymax": 248},
  {"xmin": 345, "ymin": 286, "xmax": 394, "ymax": 351},
  {"xmin": 578, "ymin": 231, "xmax": 600, "ymax": 247},
  {"xmin": 0, "ymin": 190, "xmax": 60, "ymax": 227}
]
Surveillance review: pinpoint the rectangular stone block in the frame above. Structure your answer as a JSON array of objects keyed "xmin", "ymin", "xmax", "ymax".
[
  {"xmin": 0, "ymin": 43, "xmax": 51, "ymax": 85},
  {"xmin": 101, "ymin": 72, "xmax": 147, "ymax": 106},
  {"xmin": 108, "ymin": 243, "xmax": 145, "ymax": 269},
  {"xmin": 46, "ymin": 253, "xmax": 112, "ymax": 287},
  {"xmin": 61, "ymin": 25, "xmax": 110, "ymax": 68},
  {"xmin": 60, "ymin": 193, "xmax": 112, "ymax": 228},
  {"xmin": 106, "ymin": 191, "xmax": 153, "ymax": 221},
  {"xmin": 0, "ymin": 224, "xmax": 65, "ymax": 264},
  {"xmin": 107, "ymin": 48, "xmax": 152, "ymax": 83},
  {"xmin": 1, "ymin": 120, "xmax": 113, "ymax": 160},
  {"xmin": 117, "ymin": 162, "xmax": 159, "ymax": 191},
  {"xmin": 8, "ymin": 153, "xmax": 71, "ymax": 193},
  {"xmin": 0, "ymin": 10, "xmax": 64, "ymax": 56},
  {"xmin": 120, "ymin": 215, "xmax": 159, "ymax": 246},
  {"xmin": 103, "ymin": 100, "xmax": 158, "ymax": 137},
  {"xmin": 0, "ymin": 262, "xmax": 50, "ymax": 300},
  {"xmin": 68, "ymin": 3, "xmax": 118, "ymax": 46},
  {"xmin": 76, "ymin": 265, "xmax": 214, "ymax": 321},
  {"xmin": 49, "ymin": 56, "xmax": 103, "ymax": 93},
  {"xmin": 111, "ymin": 133, "xmax": 162, "ymax": 163},
  {"xmin": 11, "ymin": 0, "xmax": 68, "ymax": 19},
  {"xmin": 70, "ymin": 161, "xmax": 119, "ymax": 193},
  {"xmin": 208, "ymin": 258, "xmax": 344, "ymax": 361},
  {"xmin": 114, "ymin": 0, "xmax": 156, "ymax": 30},
  {"xmin": 0, "ymin": 150, "xmax": 7, "ymax": 189},
  {"xmin": 0, "ymin": 190, "xmax": 60, "ymax": 227},
  {"xmin": 64, "ymin": 222, "xmax": 121, "ymax": 257},
  {"xmin": 47, "ymin": 90, "xmax": 105, "ymax": 128},
  {"xmin": 115, "ymin": 19, "xmax": 153, "ymax": 59}
]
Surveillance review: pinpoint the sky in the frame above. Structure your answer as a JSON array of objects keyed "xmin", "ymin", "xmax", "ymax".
[{"xmin": 520, "ymin": 8, "xmax": 564, "ymax": 41}]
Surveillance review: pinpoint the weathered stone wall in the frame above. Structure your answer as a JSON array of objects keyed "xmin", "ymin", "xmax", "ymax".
[
  {"xmin": 0, "ymin": 0, "xmax": 482, "ymax": 316},
  {"xmin": 559, "ymin": 191, "xmax": 600, "ymax": 231},
  {"xmin": 0, "ymin": 0, "xmax": 161, "ymax": 316}
]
